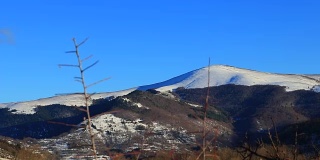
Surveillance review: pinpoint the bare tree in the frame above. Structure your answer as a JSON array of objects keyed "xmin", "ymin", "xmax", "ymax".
[
  {"xmin": 237, "ymin": 120, "xmax": 306, "ymax": 160},
  {"xmin": 202, "ymin": 58, "xmax": 211, "ymax": 160},
  {"xmin": 196, "ymin": 58, "xmax": 219, "ymax": 160},
  {"xmin": 59, "ymin": 38, "xmax": 109, "ymax": 159}
]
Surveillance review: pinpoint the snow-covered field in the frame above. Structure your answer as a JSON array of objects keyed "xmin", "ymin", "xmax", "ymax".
[{"xmin": 1, "ymin": 65, "xmax": 319, "ymax": 114}]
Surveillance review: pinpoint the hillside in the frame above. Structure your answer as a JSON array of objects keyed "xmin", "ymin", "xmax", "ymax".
[
  {"xmin": 1, "ymin": 65, "xmax": 319, "ymax": 115},
  {"xmin": 1, "ymin": 65, "xmax": 320, "ymax": 159},
  {"xmin": 0, "ymin": 85, "xmax": 320, "ymax": 158},
  {"xmin": 175, "ymin": 85, "xmax": 320, "ymax": 133}
]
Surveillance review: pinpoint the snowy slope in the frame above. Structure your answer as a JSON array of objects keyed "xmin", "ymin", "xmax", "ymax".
[
  {"xmin": 1, "ymin": 65, "xmax": 319, "ymax": 114},
  {"xmin": 139, "ymin": 65, "xmax": 320, "ymax": 92},
  {"xmin": 0, "ymin": 89, "xmax": 135, "ymax": 114}
]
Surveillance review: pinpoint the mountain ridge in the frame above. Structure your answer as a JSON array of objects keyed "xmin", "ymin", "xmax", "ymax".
[{"xmin": 1, "ymin": 64, "xmax": 319, "ymax": 114}]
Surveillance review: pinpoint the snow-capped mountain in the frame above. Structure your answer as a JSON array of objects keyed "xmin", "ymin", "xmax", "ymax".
[
  {"xmin": 1, "ymin": 65, "xmax": 319, "ymax": 114},
  {"xmin": 141, "ymin": 65, "xmax": 320, "ymax": 92}
]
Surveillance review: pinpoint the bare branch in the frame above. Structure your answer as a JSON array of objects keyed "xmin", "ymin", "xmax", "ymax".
[
  {"xmin": 58, "ymin": 64, "xmax": 79, "ymax": 68},
  {"xmin": 86, "ymin": 77, "xmax": 111, "ymax": 88},
  {"xmin": 82, "ymin": 54, "xmax": 93, "ymax": 62},
  {"xmin": 47, "ymin": 121, "xmax": 80, "ymax": 128},
  {"xmin": 238, "ymin": 145, "xmax": 274, "ymax": 160},
  {"xmin": 270, "ymin": 118, "xmax": 281, "ymax": 145},
  {"xmin": 77, "ymin": 107, "xmax": 89, "ymax": 112},
  {"xmin": 65, "ymin": 51, "xmax": 76, "ymax": 53},
  {"xmin": 75, "ymin": 79, "xmax": 82, "ymax": 83},
  {"xmin": 204, "ymin": 130, "xmax": 211, "ymax": 138},
  {"xmin": 268, "ymin": 128, "xmax": 283, "ymax": 159},
  {"xmin": 89, "ymin": 92, "xmax": 97, "ymax": 97},
  {"xmin": 72, "ymin": 38, "xmax": 77, "ymax": 47},
  {"xmin": 83, "ymin": 60, "xmax": 99, "ymax": 72},
  {"xmin": 77, "ymin": 37, "xmax": 89, "ymax": 47}
]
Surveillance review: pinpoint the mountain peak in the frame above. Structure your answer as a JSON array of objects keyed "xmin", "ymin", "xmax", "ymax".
[{"xmin": 142, "ymin": 64, "xmax": 320, "ymax": 92}]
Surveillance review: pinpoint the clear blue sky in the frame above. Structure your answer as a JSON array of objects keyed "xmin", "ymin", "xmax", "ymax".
[{"xmin": 1, "ymin": 0, "xmax": 320, "ymax": 103}]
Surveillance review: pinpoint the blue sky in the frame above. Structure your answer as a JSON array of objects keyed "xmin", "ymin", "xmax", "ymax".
[{"xmin": 1, "ymin": 0, "xmax": 320, "ymax": 103}]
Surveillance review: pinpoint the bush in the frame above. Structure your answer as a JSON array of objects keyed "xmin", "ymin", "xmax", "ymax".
[{"xmin": 135, "ymin": 125, "xmax": 146, "ymax": 131}]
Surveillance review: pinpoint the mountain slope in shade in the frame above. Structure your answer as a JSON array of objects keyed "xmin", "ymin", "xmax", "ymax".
[{"xmin": 1, "ymin": 65, "xmax": 320, "ymax": 114}]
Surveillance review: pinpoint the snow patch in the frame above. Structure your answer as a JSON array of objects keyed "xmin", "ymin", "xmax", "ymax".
[
  {"xmin": 187, "ymin": 103, "xmax": 202, "ymax": 108},
  {"xmin": 256, "ymin": 120, "xmax": 263, "ymax": 132},
  {"xmin": 122, "ymin": 98, "xmax": 143, "ymax": 108},
  {"xmin": 121, "ymin": 97, "xmax": 148, "ymax": 109},
  {"xmin": 88, "ymin": 114, "xmax": 195, "ymax": 151},
  {"xmin": 312, "ymin": 85, "xmax": 320, "ymax": 92},
  {"xmin": 90, "ymin": 114, "xmax": 145, "ymax": 134}
]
